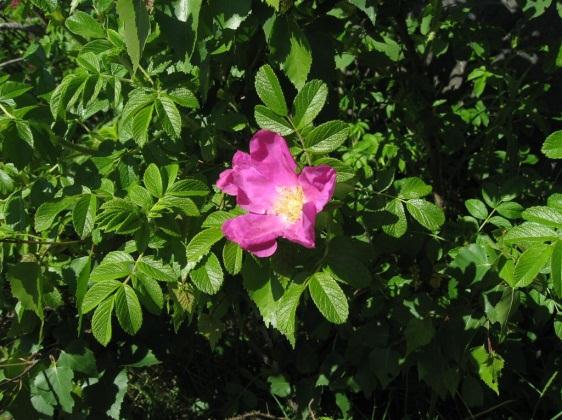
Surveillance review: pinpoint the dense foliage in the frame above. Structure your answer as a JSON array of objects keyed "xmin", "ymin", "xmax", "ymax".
[{"xmin": 1, "ymin": 0, "xmax": 562, "ymax": 418}]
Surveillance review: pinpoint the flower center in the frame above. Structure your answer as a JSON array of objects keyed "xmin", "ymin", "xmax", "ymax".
[{"xmin": 272, "ymin": 186, "xmax": 305, "ymax": 223}]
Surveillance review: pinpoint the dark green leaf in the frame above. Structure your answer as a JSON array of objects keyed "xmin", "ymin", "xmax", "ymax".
[
  {"xmin": 255, "ymin": 64, "xmax": 288, "ymax": 116},
  {"xmin": 115, "ymin": 284, "xmax": 143, "ymax": 335},
  {"xmin": 308, "ymin": 271, "xmax": 349, "ymax": 324}
]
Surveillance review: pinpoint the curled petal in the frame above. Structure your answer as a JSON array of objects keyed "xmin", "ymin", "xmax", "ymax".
[
  {"xmin": 298, "ymin": 165, "xmax": 337, "ymax": 212},
  {"xmin": 216, "ymin": 169, "xmax": 237, "ymax": 195},
  {"xmin": 222, "ymin": 213, "xmax": 284, "ymax": 257},
  {"xmin": 282, "ymin": 202, "xmax": 317, "ymax": 248},
  {"xmin": 249, "ymin": 130, "xmax": 298, "ymax": 186}
]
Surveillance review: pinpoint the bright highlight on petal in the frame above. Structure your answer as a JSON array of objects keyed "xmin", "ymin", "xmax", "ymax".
[{"xmin": 216, "ymin": 130, "xmax": 336, "ymax": 257}]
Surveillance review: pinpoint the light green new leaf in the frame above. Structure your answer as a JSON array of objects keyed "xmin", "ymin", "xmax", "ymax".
[
  {"xmin": 92, "ymin": 295, "xmax": 115, "ymax": 346},
  {"xmin": 81, "ymin": 279, "xmax": 122, "ymax": 314},
  {"xmin": 131, "ymin": 104, "xmax": 153, "ymax": 147},
  {"xmin": 292, "ymin": 80, "xmax": 328, "ymax": 129},
  {"xmin": 254, "ymin": 105, "xmax": 294, "ymax": 136},
  {"xmin": 255, "ymin": 64, "xmax": 288, "ymax": 116},
  {"xmin": 521, "ymin": 206, "xmax": 562, "ymax": 228},
  {"xmin": 465, "ymin": 199, "xmax": 488, "ymax": 220},
  {"xmin": 137, "ymin": 256, "xmax": 178, "ymax": 282},
  {"xmin": 305, "ymin": 120, "xmax": 349, "ymax": 154},
  {"xmin": 382, "ymin": 198, "xmax": 407, "ymax": 238},
  {"xmin": 513, "ymin": 244, "xmax": 552, "ymax": 288},
  {"xmin": 186, "ymin": 228, "xmax": 224, "ymax": 262},
  {"xmin": 222, "ymin": 241, "xmax": 243, "ymax": 275},
  {"xmin": 308, "ymin": 271, "xmax": 349, "ymax": 324},
  {"xmin": 397, "ymin": 177, "xmax": 432, "ymax": 199},
  {"xmin": 158, "ymin": 95, "xmax": 182, "ymax": 138},
  {"xmin": 504, "ymin": 222, "xmax": 558, "ymax": 244},
  {"xmin": 551, "ymin": 240, "xmax": 562, "ymax": 298},
  {"xmin": 73, "ymin": 194, "xmax": 97, "ymax": 239},
  {"xmin": 190, "ymin": 252, "xmax": 224, "ymax": 295},
  {"xmin": 65, "ymin": 11, "xmax": 105, "ymax": 39},
  {"xmin": 143, "ymin": 163, "xmax": 164, "ymax": 198},
  {"xmin": 471, "ymin": 345, "xmax": 504, "ymax": 395},
  {"xmin": 116, "ymin": 0, "xmax": 150, "ymax": 73},
  {"xmin": 541, "ymin": 130, "xmax": 562, "ymax": 159},
  {"xmin": 406, "ymin": 199, "xmax": 445, "ymax": 231},
  {"xmin": 283, "ymin": 23, "xmax": 312, "ymax": 90},
  {"xmin": 115, "ymin": 284, "xmax": 143, "ymax": 335}
]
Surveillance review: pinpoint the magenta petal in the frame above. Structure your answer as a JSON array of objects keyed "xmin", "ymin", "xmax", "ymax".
[
  {"xmin": 249, "ymin": 130, "xmax": 298, "ymax": 186},
  {"xmin": 222, "ymin": 213, "xmax": 284, "ymax": 257},
  {"xmin": 282, "ymin": 202, "xmax": 317, "ymax": 248},
  {"xmin": 298, "ymin": 165, "xmax": 337, "ymax": 212},
  {"xmin": 216, "ymin": 169, "xmax": 238, "ymax": 195}
]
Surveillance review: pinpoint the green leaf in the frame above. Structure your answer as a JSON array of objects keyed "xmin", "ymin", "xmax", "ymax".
[
  {"xmin": 308, "ymin": 271, "xmax": 349, "ymax": 324},
  {"xmin": 406, "ymin": 199, "xmax": 445, "ymax": 231},
  {"xmin": 552, "ymin": 241, "xmax": 562, "ymax": 298},
  {"xmin": 504, "ymin": 222, "xmax": 558, "ymax": 244},
  {"xmin": 131, "ymin": 104, "xmax": 153, "ymax": 147},
  {"xmin": 33, "ymin": 364, "xmax": 75, "ymax": 413},
  {"xmin": 73, "ymin": 194, "xmax": 97, "ymax": 239},
  {"xmin": 136, "ymin": 274, "xmax": 164, "ymax": 312},
  {"xmin": 71, "ymin": 256, "xmax": 91, "ymax": 328},
  {"xmin": 283, "ymin": 22, "xmax": 312, "ymax": 90},
  {"xmin": 167, "ymin": 178, "xmax": 210, "ymax": 197},
  {"xmin": 91, "ymin": 295, "xmax": 115, "ymax": 346},
  {"xmin": 292, "ymin": 80, "xmax": 328, "ymax": 129},
  {"xmin": 186, "ymin": 228, "xmax": 224, "ymax": 262},
  {"xmin": 513, "ymin": 244, "xmax": 552, "ymax": 288},
  {"xmin": 137, "ymin": 256, "xmax": 178, "ymax": 282},
  {"xmin": 168, "ymin": 87, "xmax": 199, "ymax": 109},
  {"xmin": 268, "ymin": 375, "xmax": 291, "ymax": 397},
  {"xmin": 255, "ymin": 64, "xmax": 288, "ymax": 116},
  {"xmin": 189, "ymin": 252, "xmax": 224, "ymax": 295},
  {"xmin": 90, "ymin": 251, "xmax": 135, "ymax": 282},
  {"xmin": 521, "ymin": 206, "xmax": 562, "ymax": 228},
  {"xmin": 65, "ymin": 11, "xmax": 105, "ymax": 39},
  {"xmin": 174, "ymin": 0, "xmax": 202, "ymax": 58},
  {"xmin": 143, "ymin": 163, "xmax": 164, "ymax": 198},
  {"xmin": 382, "ymin": 198, "xmax": 407, "ymax": 238},
  {"xmin": 129, "ymin": 185, "xmax": 153, "ymax": 211},
  {"xmin": 115, "ymin": 284, "xmax": 143, "ymax": 335},
  {"xmin": 158, "ymin": 95, "xmax": 182, "ymax": 138},
  {"xmin": 405, "ymin": 318, "xmax": 435, "ymax": 355},
  {"xmin": 471, "ymin": 345, "xmax": 504, "ymax": 395},
  {"xmin": 397, "ymin": 177, "xmax": 432, "ymax": 199},
  {"xmin": 35, "ymin": 197, "xmax": 75, "ymax": 232},
  {"xmin": 349, "ymin": 0, "xmax": 377, "ymax": 26},
  {"xmin": 116, "ymin": 0, "xmax": 150, "ymax": 73},
  {"xmin": 151, "ymin": 195, "xmax": 200, "ymax": 217},
  {"xmin": 82, "ymin": 279, "xmax": 122, "ymax": 314},
  {"xmin": 254, "ymin": 105, "xmax": 294, "ymax": 136},
  {"xmin": 541, "ymin": 130, "xmax": 562, "ymax": 159},
  {"xmin": 305, "ymin": 120, "xmax": 349, "ymax": 154},
  {"xmin": 15, "ymin": 121, "xmax": 33, "ymax": 148},
  {"xmin": 465, "ymin": 199, "xmax": 488, "ymax": 220},
  {"xmin": 496, "ymin": 202, "xmax": 524, "ymax": 219},
  {"xmin": 8, "ymin": 262, "xmax": 42, "ymax": 319},
  {"xmin": 223, "ymin": 241, "xmax": 243, "ymax": 275},
  {"xmin": 275, "ymin": 281, "xmax": 306, "ymax": 347}
]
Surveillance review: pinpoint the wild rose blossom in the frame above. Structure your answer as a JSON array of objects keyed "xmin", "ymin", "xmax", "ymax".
[{"xmin": 216, "ymin": 130, "xmax": 336, "ymax": 257}]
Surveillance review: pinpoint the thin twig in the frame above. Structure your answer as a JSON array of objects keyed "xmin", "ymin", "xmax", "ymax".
[
  {"xmin": 0, "ymin": 238, "xmax": 83, "ymax": 245},
  {"xmin": 0, "ymin": 22, "xmax": 43, "ymax": 34},
  {"xmin": 0, "ymin": 57, "xmax": 25, "ymax": 69},
  {"xmin": 226, "ymin": 411, "xmax": 284, "ymax": 420}
]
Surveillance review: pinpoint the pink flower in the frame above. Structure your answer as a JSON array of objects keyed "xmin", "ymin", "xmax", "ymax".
[{"xmin": 216, "ymin": 130, "xmax": 337, "ymax": 258}]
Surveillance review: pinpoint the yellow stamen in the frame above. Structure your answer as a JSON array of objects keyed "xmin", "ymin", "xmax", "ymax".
[{"xmin": 272, "ymin": 186, "xmax": 305, "ymax": 223}]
